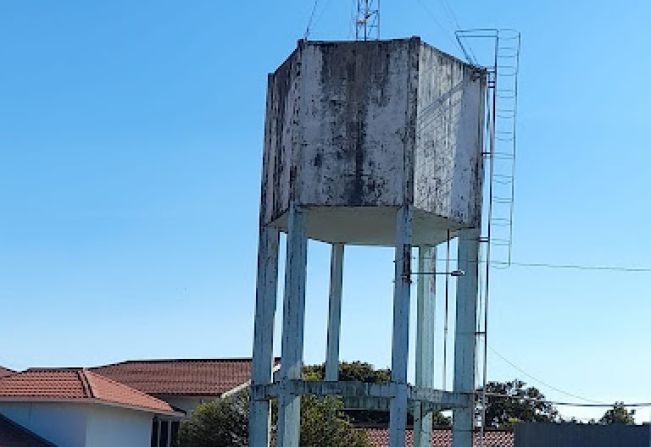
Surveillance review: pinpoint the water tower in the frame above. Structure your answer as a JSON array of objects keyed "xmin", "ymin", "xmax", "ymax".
[{"xmin": 249, "ymin": 38, "xmax": 487, "ymax": 447}]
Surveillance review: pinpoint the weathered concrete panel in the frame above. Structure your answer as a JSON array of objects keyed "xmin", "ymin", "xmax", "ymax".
[
  {"xmin": 261, "ymin": 38, "xmax": 485, "ymax": 245},
  {"xmin": 261, "ymin": 46, "xmax": 303, "ymax": 226},
  {"xmin": 415, "ymin": 43, "xmax": 485, "ymax": 227},
  {"xmin": 298, "ymin": 40, "xmax": 414, "ymax": 208}
]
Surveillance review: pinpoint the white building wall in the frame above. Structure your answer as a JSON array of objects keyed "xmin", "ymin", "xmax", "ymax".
[
  {"xmin": 0, "ymin": 402, "xmax": 88, "ymax": 447},
  {"xmin": 0, "ymin": 402, "xmax": 156, "ymax": 447},
  {"xmin": 85, "ymin": 405, "xmax": 153, "ymax": 447}
]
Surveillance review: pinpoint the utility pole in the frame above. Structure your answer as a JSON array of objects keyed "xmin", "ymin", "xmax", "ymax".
[{"xmin": 355, "ymin": 0, "xmax": 380, "ymax": 40}]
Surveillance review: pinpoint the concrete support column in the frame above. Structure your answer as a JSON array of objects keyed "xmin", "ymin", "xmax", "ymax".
[
  {"xmin": 249, "ymin": 226, "xmax": 280, "ymax": 447},
  {"xmin": 325, "ymin": 243, "xmax": 345, "ymax": 382},
  {"xmin": 277, "ymin": 205, "xmax": 308, "ymax": 447},
  {"xmin": 389, "ymin": 205, "xmax": 413, "ymax": 447},
  {"xmin": 452, "ymin": 228, "xmax": 481, "ymax": 447},
  {"xmin": 414, "ymin": 245, "xmax": 436, "ymax": 447}
]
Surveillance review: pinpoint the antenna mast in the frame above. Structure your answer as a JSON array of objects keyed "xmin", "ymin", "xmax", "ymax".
[{"xmin": 355, "ymin": 0, "xmax": 380, "ymax": 40}]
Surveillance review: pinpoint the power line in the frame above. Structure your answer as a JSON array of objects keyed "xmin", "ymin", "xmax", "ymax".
[
  {"xmin": 411, "ymin": 256, "xmax": 651, "ymax": 274},
  {"xmin": 304, "ymin": 0, "xmax": 322, "ymax": 39},
  {"xmin": 480, "ymin": 392, "xmax": 651, "ymax": 409},
  {"xmin": 488, "ymin": 346, "xmax": 606, "ymax": 405},
  {"xmin": 414, "ymin": 0, "xmax": 460, "ymax": 51},
  {"xmin": 496, "ymin": 261, "xmax": 651, "ymax": 273},
  {"xmin": 438, "ymin": 0, "xmax": 462, "ymax": 30}
]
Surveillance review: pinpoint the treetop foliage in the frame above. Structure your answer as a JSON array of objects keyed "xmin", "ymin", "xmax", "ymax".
[
  {"xmin": 303, "ymin": 361, "xmax": 391, "ymax": 383},
  {"xmin": 599, "ymin": 402, "xmax": 635, "ymax": 425},
  {"xmin": 479, "ymin": 379, "xmax": 559, "ymax": 428},
  {"xmin": 177, "ymin": 388, "xmax": 370, "ymax": 447}
]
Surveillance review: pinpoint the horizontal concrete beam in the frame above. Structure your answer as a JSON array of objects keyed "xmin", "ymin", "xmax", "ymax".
[
  {"xmin": 251, "ymin": 380, "xmax": 470, "ymax": 410},
  {"xmin": 409, "ymin": 386, "xmax": 471, "ymax": 408}
]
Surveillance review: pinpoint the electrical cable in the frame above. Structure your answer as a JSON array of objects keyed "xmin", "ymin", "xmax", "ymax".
[
  {"xmin": 304, "ymin": 0, "xmax": 322, "ymax": 39},
  {"xmin": 414, "ymin": 0, "xmax": 461, "ymax": 51},
  {"xmin": 488, "ymin": 346, "xmax": 607, "ymax": 405},
  {"xmin": 438, "ymin": 0, "xmax": 462, "ymax": 30},
  {"xmin": 497, "ymin": 261, "xmax": 651, "ymax": 273},
  {"xmin": 479, "ymin": 392, "xmax": 651, "ymax": 409},
  {"xmin": 412, "ymin": 256, "xmax": 651, "ymax": 273}
]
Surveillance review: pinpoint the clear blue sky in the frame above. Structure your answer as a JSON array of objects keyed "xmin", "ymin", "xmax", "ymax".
[{"xmin": 1, "ymin": 0, "xmax": 650, "ymax": 422}]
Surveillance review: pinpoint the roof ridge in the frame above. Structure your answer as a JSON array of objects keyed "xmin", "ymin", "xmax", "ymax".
[
  {"xmin": 78, "ymin": 369, "xmax": 94, "ymax": 399},
  {"xmin": 85, "ymin": 370, "xmax": 173, "ymax": 411},
  {"xmin": 90, "ymin": 357, "xmax": 268, "ymax": 369},
  {"xmin": 26, "ymin": 367, "xmax": 85, "ymax": 371},
  {"xmin": 101, "ymin": 357, "xmax": 256, "ymax": 364}
]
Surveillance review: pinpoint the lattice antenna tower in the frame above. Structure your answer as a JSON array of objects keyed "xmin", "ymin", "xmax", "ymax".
[{"xmin": 355, "ymin": 0, "xmax": 380, "ymax": 40}]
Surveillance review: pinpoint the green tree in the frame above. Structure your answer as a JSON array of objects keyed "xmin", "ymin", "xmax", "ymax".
[
  {"xmin": 431, "ymin": 411, "xmax": 452, "ymax": 427},
  {"xmin": 178, "ymin": 391, "xmax": 248, "ymax": 447},
  {"xmin": 299, "ymin": 395, "xmax": 371, "ymax": 447},
  {"xmin": 303, "ymin": 362, "xmax": 451, "ymax": 427},
  {"xmin": 177, "ymin": 389, "xmax": 370, "ymax": 447},
  {"xmin": 478, "ymin": 379, "xmax": 559, "ymax": 428},
  {"xmin": 303, "ymin": 361, "xmax": 392, "ymax": 425},
  {"xmin": 303, "ymin": 361, "xmax": 391, "ymax": 383},
  {"xmin": 599, "ymin": 402, "xmax": 635, "ymax": 425}
]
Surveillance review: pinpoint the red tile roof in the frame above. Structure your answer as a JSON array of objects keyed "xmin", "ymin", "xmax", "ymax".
[
  {"xmin": 0, "ymin": 413, "xmax": 56, "ymax": 447},
  {"xmin": 91, "ymin": 358, "xmax": 271, "ymax": 396},
  {"xmin": 0, "ymin": 369, "xmax": 14, "ymax": 380},
  {"xmin": 0, "ymin": 369, "xmax": 174, "ymax": 414},
  {"xmin": 365, "ymin": 428, "xmax": 514, "ymax": 447}
]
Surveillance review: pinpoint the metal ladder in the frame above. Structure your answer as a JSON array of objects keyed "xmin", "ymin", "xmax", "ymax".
[{"xmin": 454, "ymin": 29, "xmax": 522, "ymax": 446}]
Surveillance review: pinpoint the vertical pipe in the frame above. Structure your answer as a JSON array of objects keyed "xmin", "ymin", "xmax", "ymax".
[
  {"xmin": 249, "ymin": 226, "xmax": 280, "ymax": 447},
  {"xmin": 480, "ymin": 35, "xmax": 500, "ymax": 446},
  {"xmin": 442, "ymin": 229, "xmax": 451, "ymax": 390},
  {"xmin": 414, "ymin": 245, "xmax": 436, "ymax": 447},
  {"xmin": 389, "ymin": 205, "xmax": 412, "ymax": 447},
  {"xmin": 452, "ymin": 228, "xmax": 481, "ymax": 447},
  {"xmin": 325, "ymin": 243, "xmax": 345, "ymax": 382},
  {"xmin": 277, "ymin": 205, "xmax": 308, "ymax": 447}
]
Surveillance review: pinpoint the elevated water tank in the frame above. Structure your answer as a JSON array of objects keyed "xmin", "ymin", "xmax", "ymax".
[{"xmin": 261, "ymin": 37, "xmax": 486, "ymax": 245}]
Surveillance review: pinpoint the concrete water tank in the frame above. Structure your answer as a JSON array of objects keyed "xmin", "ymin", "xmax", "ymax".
[
  {"xmin": 261, "ymin": 37, "xmax": 486, "ymax": 245},
  {"xmin": 250, "ymin": 37, "xmax": 488, "ymax": 447}
]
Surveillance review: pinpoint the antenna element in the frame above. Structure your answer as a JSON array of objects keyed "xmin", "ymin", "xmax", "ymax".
[{"xmin": 355, "ymin": 0, "xmax": 380, "ymax": 40}]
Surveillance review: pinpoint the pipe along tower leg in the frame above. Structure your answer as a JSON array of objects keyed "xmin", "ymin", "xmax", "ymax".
[
  {"xmin": 389, "ymin": 205, "xmax": 413, "ymax": 447},
  {"xmin": 452, "ymin": 228, "xmax": 481, "ymax": 447}
]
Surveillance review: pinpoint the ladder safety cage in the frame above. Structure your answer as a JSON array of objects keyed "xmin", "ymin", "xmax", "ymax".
[{"xmin": 455, "ymin": 28, "xmax": 521, "ymax": 268}]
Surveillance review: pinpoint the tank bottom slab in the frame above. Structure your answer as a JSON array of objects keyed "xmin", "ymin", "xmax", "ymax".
[{"xmin": 268, "ymin": 206, "xmax": 468, "ymax": 246}]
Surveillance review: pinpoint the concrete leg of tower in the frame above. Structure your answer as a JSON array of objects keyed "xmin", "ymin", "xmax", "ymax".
[
  {"xmin": 249, "ymin": 226, "xmax": 280, "ymax": 447},
  {"xmin": 452, "ymin": 228, "xmax": 481, "ymax": 447},
  {"xmin": 389, "ymin": 205, "xmax": 413, "ymax": 447},
  {"xmin": 325, "ymin": 243, "xmax": 344, "ymax": 382},
  {"xmin": 277, "ymin": 205, "xmax": 308, "ymax": 447},
  {"xmin": 414, "ymin": 245, "xmax": 436, "ymax": 447}
]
